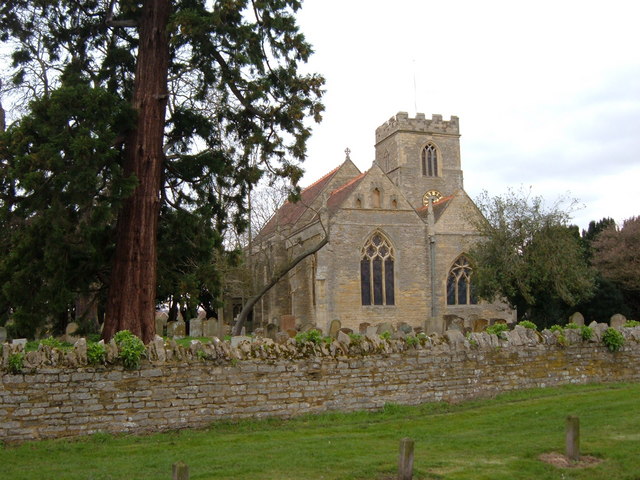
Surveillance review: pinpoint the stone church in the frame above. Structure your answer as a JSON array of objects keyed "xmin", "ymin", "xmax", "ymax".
[{"xmin": 247, "ymin": 112, "xmax": 515, "ymax": 334}]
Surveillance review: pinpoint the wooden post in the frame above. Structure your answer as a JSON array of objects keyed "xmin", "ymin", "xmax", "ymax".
[
  {"xmin": 172, "ymin": 462, "xmax": 189, "ymax": 480},
  {"xmin": 398, "ymin": 437, "xmax": 414, "ymax": 480},
  {"xmin": 565, "ymin": 415, "xmax": 580, "ymax": 461}
]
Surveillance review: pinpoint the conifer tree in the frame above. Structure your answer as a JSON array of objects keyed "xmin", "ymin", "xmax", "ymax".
[{"xmin": 0, "ymin": 0, "xmax": 324, "ymax": 342}]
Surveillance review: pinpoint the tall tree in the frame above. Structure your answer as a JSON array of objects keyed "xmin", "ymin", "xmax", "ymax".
[
  {"xmin": 470, "ymin": 189, "xmax": 596, "ymax": 327},
  {"xmin": 0, "ymin": 0, "xmax": 324, "ymax": 342}
]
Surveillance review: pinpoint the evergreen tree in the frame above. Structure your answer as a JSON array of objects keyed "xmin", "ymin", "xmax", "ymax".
[{"xmin": 0, "ymin": 0, "xmax": 324, "ymax": 342}]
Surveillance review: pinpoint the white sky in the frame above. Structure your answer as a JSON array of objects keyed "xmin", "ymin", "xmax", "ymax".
[{"xmin": 296, "ymin": 0, "xmax": 640, "ymax": 230}]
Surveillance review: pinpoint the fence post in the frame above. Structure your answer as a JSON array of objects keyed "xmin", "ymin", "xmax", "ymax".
[
  {"xmin": 565, "ymin": 415, "xmax": 580, "ymax": 461},
  {"xmin": 172, "ymin": 461, "xmax": 189, "ymax": 480},
  {"xmin": 398, "ymin": 437, "xmax": 414, "ymax": 480}
]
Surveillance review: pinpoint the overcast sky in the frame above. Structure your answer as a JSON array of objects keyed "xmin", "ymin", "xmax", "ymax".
[{"xmin": 296, "ymin": 0, "xmax": 640, "ymax": 230}]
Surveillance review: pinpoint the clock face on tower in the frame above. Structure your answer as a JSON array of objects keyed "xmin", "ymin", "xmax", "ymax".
[{"xmin": 422, "ymin": 190, "xmax": 443, "ymax": 206}]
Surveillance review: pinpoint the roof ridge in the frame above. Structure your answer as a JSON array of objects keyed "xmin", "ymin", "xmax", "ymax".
[{"xmin": 329, "ymin": 171, "xmax": 367, "ymax": 196}]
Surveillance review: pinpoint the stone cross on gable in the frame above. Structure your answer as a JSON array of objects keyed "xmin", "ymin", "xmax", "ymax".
[{"xmin": 345, "ymin": 147, "xmax": 351, "ymax": 160}]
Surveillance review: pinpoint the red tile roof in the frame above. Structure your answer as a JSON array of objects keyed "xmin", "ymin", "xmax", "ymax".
[
  {"xmin": 257, "ymin": 165, "xmax": 341, "ymax": 238},
  {"xmin": 327, "ymin": 171, "xmax": 367, "ymax": 211}
]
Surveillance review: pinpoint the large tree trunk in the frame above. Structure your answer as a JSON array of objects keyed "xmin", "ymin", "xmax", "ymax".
[
  {"xmin": 103, "ymin": 0, "xmax": 170, "ymax": 344},
  {"xmin": 232, "ymin": 236, "xmax": 328, "ymax": 336}
]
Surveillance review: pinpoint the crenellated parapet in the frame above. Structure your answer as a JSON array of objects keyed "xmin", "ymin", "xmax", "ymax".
[{"xmin": 375, "ymin": 112, "xmax": 460, "ymax": 143}]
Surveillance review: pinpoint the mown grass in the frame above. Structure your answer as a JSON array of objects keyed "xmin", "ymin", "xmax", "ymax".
[{"xmin": 2, "ymin": 382, "xmax": 640, "ymax": 479}]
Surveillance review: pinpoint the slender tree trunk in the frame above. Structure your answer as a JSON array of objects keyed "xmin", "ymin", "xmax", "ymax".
[
  {"xmin": 232, "ymin": 236, "xmax": 328, "ymax": 336},
  {"xmin": 103, "ymin": 0, "xmax": 170, "ymax": 344}
]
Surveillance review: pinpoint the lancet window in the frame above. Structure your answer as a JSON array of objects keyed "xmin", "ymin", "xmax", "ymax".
[
  {"xmin": 421, "ymin": 144, "xmax": 438, "ymax": 177},
  {"xmin": 446, "ymin": 255, "xmax": 477, "ymax": 305},
  {"xmin": 361, "ymin": 232, "xmax": 395, "ymax": 306}
]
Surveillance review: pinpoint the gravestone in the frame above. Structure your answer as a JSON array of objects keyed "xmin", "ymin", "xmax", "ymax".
[
  {"xmin": 0, "ymin": 326, "xmax": 6, "ymax": 343},
  {"xmin": 610, "ymin": 313, "xmax": 626, "ymax": 329},
  {"xmin": 329, "ymin": 319, "xmax": 341, "ymax": 338},
  {"xmin": 358, "ymin": 322, "xmax": 370, "ymax": 335},
  {"xmin": 197, "ymin": 309, "xmax": 207, "ymax": 321},
  {"xmin": 266, "ymin": 323, "xmax": 277, "ymax": 341},
  {"xmin": 473, "ymin": 318, "xmax": 488, "ymax": 332},
  {"xmin": 155, "ymin": 317, "xmax": 166, "ymax": 337},
  {"xmin": 65, "ymin": 322, "xmax": 79, "ymax": 343},
  {"xmin": 398, "ymin": 322, "xmax": 413, "ymax": 335},
  {"xmin": 376, "ymin": 322, "xmax": 393, "ymax": 335},
  {"xmin": 569, "ymin": 312, "xmax": 585, "ymax": 326},
  {"xmin": 12, "ymin": 338, "xmax": 27, "ymax": 347},
  {"xmin": 366, "ymin": 325, "xmax": 379, "ymax": 337},
  {"xmin": 167, "ymin": 321, "xmax": 186, "ymax": 338},
  {"xmin": 189, "ymin": 318, "xmax": 203, "ymax": 337},
  {"xmin": 280, "ymin": 315, "xmax": 296, "ymax": 331},
  {"xmin": 155, "ymin": 311, "xmax": 169, "ymax": 323}
]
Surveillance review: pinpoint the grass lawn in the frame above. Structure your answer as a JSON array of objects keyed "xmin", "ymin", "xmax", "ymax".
[{"xmin": 2, "ymin": 382, "xmax": 640, "ymax": 479}]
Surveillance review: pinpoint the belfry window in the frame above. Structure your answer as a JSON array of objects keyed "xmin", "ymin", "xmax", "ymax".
[
  {"xmin": 421, "ymin": 144, "xmax": 438, "ymax": 177},
  {"xmin": 446, "ymin": 255, "xmax": 477, "ymax": 305},
  {"xmin": 361, "ymin": 232, "xmax": 395, "ymax": 306}
]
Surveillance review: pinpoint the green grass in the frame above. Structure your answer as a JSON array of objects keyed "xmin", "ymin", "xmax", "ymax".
[{"xmin": 2, "ymin": 383, "xmax": 640, "ymax": 479}]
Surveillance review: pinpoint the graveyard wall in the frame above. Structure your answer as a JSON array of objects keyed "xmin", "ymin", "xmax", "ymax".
[{"xmin": 2, "ymin": 328, "xmax": 640, "ymax": 443}]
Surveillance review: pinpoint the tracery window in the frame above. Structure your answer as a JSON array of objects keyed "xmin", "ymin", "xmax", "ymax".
[
  {"xmin": 421, "ymin": 144, "xmax": 438, "ymax": 177},
  {"xmin": 361, "ymin": 232, "xmax": 395, "ymax": 306},
  {"xmin": 446, "ymin": 255, "xmax": 477, "ymax": 305}
]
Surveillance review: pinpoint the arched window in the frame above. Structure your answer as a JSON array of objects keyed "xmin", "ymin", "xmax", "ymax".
[
  {"xmin": 361, "ymin": 232, "xmax": 395, "ymax": 306},
  {"xmin": 446, "ymin": 255, "xmax": 477, "ymax": 305},
  {"xmin": 421, "ymin": 144, "xmax": 438, "ymax": 177}
]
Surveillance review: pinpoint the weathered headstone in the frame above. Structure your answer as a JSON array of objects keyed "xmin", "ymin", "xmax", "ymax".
[
  {"xmin": 166, "ymin": 321, "xmax": 177, "ymax": 337},
  {"xmin": 569, "ymin": 312, "xmax": 585, "ymax": 326},
  {"xmin": 565, "ymin": 416, "xmax": 580, "ymax": 461},
  {"xmin": 473, "ymin": 318, "xmax": 488, "ymax": 332},
  {"xmin": 189, "ymin": 318, "xmax": 203, "ymax": 337},
  {"xmin": 366, "ymin": 325, "xmax": 379, "ymax": 337},
  {"xmin": 155, "ymin": 317, "xmax": 166, "ymax": 337},
  {"xmin": 0, "ymin": 326, "xmax": 6, "ymax": 343},
  {"xmin": 197, "ymin": 309, "xmax": 207, "ymax": 321},
  {"xmin": 376, "ymin": 322, "xmax": 393, "ymax": 335},
  {"xmin": 12, "ymin": 338, "xmax": 27, "ymax": 347},
  {"xmin": 329, "ymin": 319, "xmax": 342, "ymax": 338},
  {"xmin": 339, "ymin": 327, "xmax": 353, "ymax": 335},
  {"xmin": 155, "ymin": 311, "xmax": 169, "ymax": 322},
  {"xmin": 398, "ymin": 437, "xmax": 414, "ymax": 480},
  {"xmin": 398, "ymin": 322, "xmax": 413, "ymax": 335},
  {"xmin": 358, "ymin": 322, "xmax": 370, "ymax": 335},
  {"xmin": 266, "ymin": 323, "xmax": 277, "ymax": 341},
  {"xmin": 65, "ymin": 322, "xmax": 79, "ymax": 339},
  {"xmin": 610, "ymin": 313, "xmax": 626, "ymax": 329},
  {"xmin": 167, "ymin": 320, "xmax": 186, "ymax": 338},
  {"xmin": 280, "ymin": 314, "xmax": 296, "ymax": 331}
]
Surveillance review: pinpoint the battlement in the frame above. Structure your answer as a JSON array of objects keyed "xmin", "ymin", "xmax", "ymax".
[{"xmin": 375, "ymin": 112, "xmax": 460, "ymax": 143}]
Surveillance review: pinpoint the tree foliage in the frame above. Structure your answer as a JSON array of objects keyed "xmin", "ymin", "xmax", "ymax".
[
  {"xmin": 592, "ymin": 216, "xmax": 640, "ymax": 293},
  {"xmin": 0, "ymin": 0, "xmax": 324, "ymax": 341},
  {"xmin": 470, "ymin": 189, "xmax": 596, "ymax": 327}
]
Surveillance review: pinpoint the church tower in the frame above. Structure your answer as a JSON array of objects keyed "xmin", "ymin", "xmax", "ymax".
[{"xmin": 374, "ymin": 112, "xmax": 463, "ymax": 209}]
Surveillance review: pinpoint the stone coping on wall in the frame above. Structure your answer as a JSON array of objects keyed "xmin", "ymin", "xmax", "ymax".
[{"xmin": 2, "ymin": 323, "xmax": 640, "ymax": 372}]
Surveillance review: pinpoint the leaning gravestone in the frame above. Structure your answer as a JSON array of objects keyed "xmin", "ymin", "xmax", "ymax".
[
  {"xmin": 0, "ymin": 326, "xmax": 6, "ymax": 343},
  {"xmin": 358, "ymin": 322, "xmax": 370, "ymax": 335},
  {"xmin": 376, "ymin": 322, "xmax": 393, "ymax": 335},
  {"xmin": 610, "ymin": 313, "xmax": 626, "ymax": 329},
  {"xmin": 329, "ymin": 319, "xmax": 341, "ymax": 338},
  {"xmin": 569, "ymin": 312, "xmax": 585, "ymax": 326}
]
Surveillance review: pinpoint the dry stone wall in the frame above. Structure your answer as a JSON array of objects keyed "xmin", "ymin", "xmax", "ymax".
[{"xmin": 2, "ymin": 325, "xmax": 640, "ymax": 443}]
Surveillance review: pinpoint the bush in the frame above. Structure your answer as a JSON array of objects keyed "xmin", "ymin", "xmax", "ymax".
[
  {"xmin": 623, "ymin": 320, "xmax": 640, "ymax": 328},
  {"xmin": 580, "ymin": 326, "xmax": 594, "ymax": 341},
  {"xmin": 486, "ymin": 323, "xmax": 509, "ymax": 339},
  {"xmin": 565, "ymin": 322, "xmax": 580, "ymax": 329},
  {"xmin": 549, "ymin": 325, "xmax": 564, "ymax": 333},
  {"xmin": 8, "ymin": 352, "xmax": 24, "ymax": 373},
  {"xmin": 113, "ymin": 330, "xmax": 146, "ymax": 369},
  {"xmin": 379, "ymin": 331, "xmax": 391, "ymax": 340},
  {"xmin": 406, "ymin": 335, "xmax": 419, "ymax": 347},
  {"xmin": 602, "ymin": 328, "xmax": 625, "ymax": 352},
  {"xmin": 518, "ymin": 320, "xmax": 537, "ymax": 330},
  {"xmin": 295, "ymin": 329, "xmax": 324, "ymax": 345},
  {"xmin": 87, "ymin": 342, "xmax": 107, "ymax": 365}
]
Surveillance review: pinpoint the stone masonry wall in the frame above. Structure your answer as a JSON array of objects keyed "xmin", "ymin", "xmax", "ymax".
[{"xmin": 2, "ymin": 325, "xmax": 640, "ymax": 443}]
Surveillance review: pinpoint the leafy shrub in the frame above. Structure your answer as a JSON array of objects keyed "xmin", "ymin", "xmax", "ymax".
[
  {"xmin": 379, "ymin": 331, "xmax": 391, "ymax": 340},
  {"xmin": 87, "ymin": 342, "xmax": 107, "ymax": 365},
  {"xmin": 557, "ymin": 333, "xmax": 569, "ymax": 347},
  {"xmin": 8, "ymin": 352, "xmax": 24, "ymax": 373},
  {"xmin": 580, "ymin": 326, "xmax": 594, "ymax": 341},
  {"xmin": 623, "ymin": 320, "xmax": 640, "ymax": 328},
  {"xmin": 518, "ymin": 320, "xmax": 538, "ymax": 330},
  {"xmin": 602, "ymin": 328, "xmax": 625, "ymax": 352},
  {"xmin": 113, "ymin": 330, "xmax": 146, "ymax": 369},
  {"xmin": 550, "ymin": 325, "xmax": 564, "ymax": 333},
  {"xmin": 565, "ymin": 322, "xmax": 579, "ymax": 330},
  {"xmin": 486, "ymin": 323, "xmax": 509, "ymax": 338},
  {"xmin": 295, "ymin": 329, "xmax": 323, "ymax": 345},
  {"xmin": 348, "ymin": 333, "xmax": 363, "ymax": 346},
  {"xmin": 406, "ymin": 335, "xmax": 419, "ymax": 347}
]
